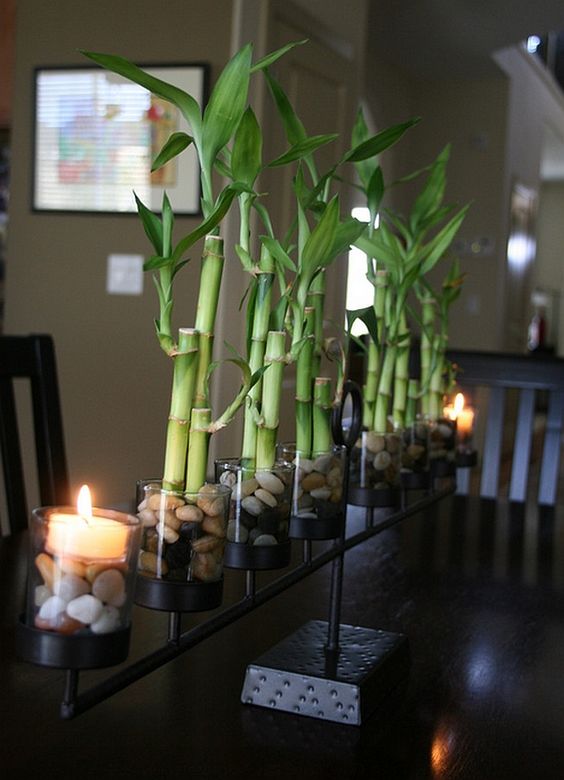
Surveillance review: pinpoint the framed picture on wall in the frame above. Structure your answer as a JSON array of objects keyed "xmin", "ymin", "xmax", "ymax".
[{"xmin": 32, "ymin": 63, "xmax": 209, "ymax": 215}]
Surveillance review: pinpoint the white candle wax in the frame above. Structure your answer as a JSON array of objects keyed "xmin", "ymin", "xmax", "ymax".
[{"xmin": 45, "ymin": 512, "xmax": 128, "ymax": 561}]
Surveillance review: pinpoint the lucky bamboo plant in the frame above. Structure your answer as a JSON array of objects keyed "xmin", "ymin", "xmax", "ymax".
[
  {"xmin": 81, "ymin": 41, "xmax": 305, "ymax": 492},
  {"xmin": 352, "ymin": 136, "xmax": 469, "ymax": 435}
]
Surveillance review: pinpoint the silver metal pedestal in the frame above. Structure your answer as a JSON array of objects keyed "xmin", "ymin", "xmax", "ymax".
[{"xmin": 241, "ymin": 619, "xmax": 409, "ymax": 725}]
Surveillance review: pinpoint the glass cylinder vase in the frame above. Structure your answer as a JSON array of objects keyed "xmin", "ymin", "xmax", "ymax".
[
  {"xmin": 348, "ymin": 430, "xmax": 402, "ymax": 507},
  {"xmin": 215, "ymin": 458, "xmax": 293, "ymax": 570},
  {"xmin": 17, "ymin": 505, "xmax": 141, "ymax": 670},
  {"xmin": 277, "ymin": 443, "xmax": 346, "ymax": 539},
  {"xmin": 134, "ymin": 481, "xmax": 231, "ymax": 612}
]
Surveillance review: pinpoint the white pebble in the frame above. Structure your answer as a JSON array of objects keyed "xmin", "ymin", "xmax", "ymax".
[
  {"xmin": 66, "ymin": 594, "xmax": 104, "ymax": 625},
  {"xmin": 296, "ymin": 511, "xmax": 317, "ymax": 519},
  {"xmin": 241, "ymin": 496, "xmax": 264, "ymax": 516},
  {"xmin": 34, "ymin": 584, "xmax": 52, "ymax": 607},
  {"xmin": 240, "ymin": 478, "xmax": 259, "ymax": 498},
  {"xmin": 254, "ymin": 488, "xmax": 277, "ymax": 508},
  {"xmin": 253, "ymin": 534, "xmax": 278, "ymax": 546},
  {"xmin": 373, "ymin": 450, "xmax": 392, "ymax": 470},
  {"xmin": 38, "ymin": 595, "xmax": 67, "ymax": 621},
  {"xmin": 91, "ymin": 605, "xmax": 121, "ymax": 635},
  {"xmin": 294, "ymin": 457, "xmax": 313, "ymax": 474},
  {"xmin": 310, "ymin": 487, "xmax": 332, "ymax": 500},
  {"xmin": 53, "ymin": 573, "xmax": 91, "ymax": 603},
  {"xmin": 255, "ymin": 471, "xmax": 285, "ymax": 495},
  {"xmin": 312, "ymin": 454, "xmax": 332, "ymax": 474},
  {"xmin": 92, "ymin": 569, "xmax": 126, "ymax": 607}
]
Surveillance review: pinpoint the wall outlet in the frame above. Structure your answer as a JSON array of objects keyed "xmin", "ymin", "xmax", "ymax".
[{"xmin": 106, "ymin": 254, "xmax": 144, "ymax": 295}]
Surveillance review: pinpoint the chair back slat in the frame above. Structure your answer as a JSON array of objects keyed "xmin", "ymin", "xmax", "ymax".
[
  {"xmin": 509, "ymin": 388, "xmax": 536, "ymax": 502},
  {"xmin": 479, "ymin": 386, "xmax": 505, "ymax": 499},
  {"xmin": 446, "ymin": 349, "xmax": 564, "ymax": 506},
  {"xmin": 0, "ymin": 379, "xmax": 28, "ymax": 531},
  {"xmin": 538, "ymin": 389, "xmax": 564, "ymax": 506},
  {"xmin": 0, "ymin": 334, "xmax": 69, "ymax": 534}
]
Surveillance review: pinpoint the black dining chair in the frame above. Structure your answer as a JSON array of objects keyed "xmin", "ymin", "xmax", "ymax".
[
  {"xmin": 447, "ymin": 349, "xmax": 564, "ymax": 505},
  {"xmin": 0, "ymin": 334, "xmax": 70, "ymax": 533}
]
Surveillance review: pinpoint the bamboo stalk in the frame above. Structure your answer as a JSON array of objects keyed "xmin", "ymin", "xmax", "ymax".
[
  {"xmin": 194, "ymin": 235, "xmax": 225, "ymax": 408},
  {"xmin": 185, "ymin": 407, "xmax": 211, "ymax": 493},
  {"xmin": 428, "ymin": 334, "xmax": 444, "ymax": 420},
  {"xmin": 364, "ymin": 270, "xmax": 388, "ymax": 427},
  {"xmin": 420, "ymin": 297, "xmax": 435, "ymax": 417},
  {"xmin": 312, "ymin": 377, "xmax": 332, "ymax": 456},
  {"xmin": 295, "ymin": 307, "xmax": 315, "ymax": 458},
  {"xmin": 307, "ymin": 269, "xmax": 325, "ymax": 379},
  {"xmin": 373, "ymin": 343, "xmax": 396, "ymax": 433},
  {"xmin": 256, "ymin": 331, "xmax": 286, "ymax": 470},
  {"xmin": 162, "ymin": 328, "xmax": 200, "ymax": 491},
  {"xmin": 405, "ymin": 379, "xmax": 419, "ymax": 428},
  {"xmin": 392, "ymin": 312, "xmax": 410, "ymax": 430},
  {"xmin": 241, "ymin": 248, "xmax": 275, "ymax": 467}
]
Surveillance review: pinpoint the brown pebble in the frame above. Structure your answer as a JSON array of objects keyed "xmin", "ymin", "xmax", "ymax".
[
  {"xmin": 191, "ymin": 534, "xmax": 222, "ymax": 553},
  {"xmin": 138, "ymin": 550, "xmax": 168, "ymax": 576},
  {"xmin": 85, "ymin": 561, "xmax": 128, "ymax": 584},
  {"xmin": 57, "ymin": 557, "xmax": 87, "ymax": 579},
  {"xmin": 138, "ymin": 508, "xmax": 158, "ymax": 527},
  {"xmin": 147, "ymin": 493, "xmax": 185, "ymax": 511},
  {"xmin": 191, "ymin": 552, "xmax": 222, "ymax": 582},
  {"xmin": 34, "ymin": 612, "xmax": 85, "ymax": 635},
  {"xmin": 157, "ymin": 509, "xmax": 182, "ymax": 530},
  {"xmin": 197, "ymin": 494, "xmax": 225, "ymax": 517},
  {"xmin": 175, "ymin": 505, "xmax": 204, "ymax": 523},
  {"xmin": 35, "ymin": 553, "xmax": 56, "ymax": 591},
  {"xmin": 202, "ymin": 513, "xmax": 226, "ymax": 538},
  {"xmin": 301, "ymin": 472, "xmax": 326, "ymax": 492}
]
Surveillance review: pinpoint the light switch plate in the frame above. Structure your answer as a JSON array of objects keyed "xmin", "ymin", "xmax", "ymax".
[{"xmin": 107, "ymin": 254, "xmax": 144, "ymax": 295}]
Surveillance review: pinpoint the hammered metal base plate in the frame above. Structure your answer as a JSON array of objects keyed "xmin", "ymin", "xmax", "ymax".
[{"xmin": 241, "ymin": 620, "xmax": 409, "ymax": 726}]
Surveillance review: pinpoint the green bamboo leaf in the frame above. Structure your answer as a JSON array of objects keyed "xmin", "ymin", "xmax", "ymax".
[
  {"xmin": 419, "ymin": 205, "xmax": 469, "ymax": 275},
  {"xmin": 80, "ymin": 51, "xmax": 203, "ymax": 147},
  {"xmin": 202, "ymin": 43, "xmax": 253, "ymax": 172},
  {"xmin": 270, "ymin": 292, "xmax": 289, "ymax": 332},
  {"xmin": 366, "ymin": 166, "xmax": 384, "ymax": 220},
  {"xmin": 235, "ymin": 244, "xmax": 255, "ymax": 272},
  {"xmin": 171, "ymin": 182, "xmax": 249, "ymax": 262},
  {"xmin": 264, "ymin": 70, "xmax": 307, "ymax": 145},
  {"xmin": 250, "ymin": 39, "xmax": 307, "ymax": 73},
  {"xmin": 214, "ymin": 156, "xmax": 232, "ymax": 180},
  {"xmin": 268, "ymin": 134, "xmax": 338, "ymax": 168},
  {"xmin": 346, "ymin": 307, "xmax": 379, "ymax": 347},
  {"xmin": 344, "ymin": 117, "xmax": 421, "ymax": 162},
  {"xmin": 134, "ymin": 192, "xmax": 163, "ymax": 255},
  {"xmin": 161, "ymin": 192, "xmax": 174, "ymax": 257},
  {"xmin": 231, "ymin": 106, "xmax": 262, "ymax": 186},
  {"xmin": 409, "ymin": 145, "xmax": 450, "ymax": 232},
  {"xmin": 253, "ymin": 201, "xmax": 275, "ymax": 237},
  {"xmin": 144, "ymin": 254, "xmax": 170, "ymax": 271},
  {"xmin": 330, "ymin": 218, "xmax": 367, "ymax": 259},
  {"xmin": 151, "ymin": 132, "xmax": 193, "ymax": 172},
  {"xmin": 382, "ymin": 209, "xmax": 411, "ymax": 244},
  {"xmin": 260, "ymin": 236, "xmax": 297, "ymax": 272},
  {"xmin": 351, "ymin": 108, "xmax": 376, "ymax": 190},
  {"xmin": 301, "ymin": 196, "xmax": 339, "ymax": 273},
  {"xmin": 355, "ymin": 234, "xmax": 399, "ymax": 270}
]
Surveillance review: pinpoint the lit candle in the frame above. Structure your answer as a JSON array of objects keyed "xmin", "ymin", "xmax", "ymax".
[
  {"xmin": 45, "ymin": 485, "xmax": 128, "ymax": 561},
  {"xmin": 443, "ymin": 393, "xmax": 475, "ymax": 439}
]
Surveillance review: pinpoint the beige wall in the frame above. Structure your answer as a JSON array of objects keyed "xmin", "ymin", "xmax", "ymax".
[
  {"xmin": 5, "ymin": 0, "xmax": 233, "ymax": 508},
  {"xmin": 533, "ymin": 181, "xmax": 564, "ymax": 353}
]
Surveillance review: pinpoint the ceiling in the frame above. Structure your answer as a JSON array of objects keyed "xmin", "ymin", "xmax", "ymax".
[{"xmin": 367, "ymin": 0, "xmax": 564, "ymax": 80}]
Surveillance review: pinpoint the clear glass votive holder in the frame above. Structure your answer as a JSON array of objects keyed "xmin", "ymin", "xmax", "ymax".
[
  {"xmin": 26, "ymin": 505, "xmax": 142, "ymax": 637},
  {"xmin": 348, "ymin": 430, "xmax": 402, "ymax": 507},
  {"xmin": 399, "ymin": 418, "xmax": 431, "ymax": 488},
  {"xmin": 136, "ymin": 481, "xmax": 231, "ymax": 584},
  {"xmin": 215, "ymin": 458, "xmax": 294, "ymax": 569},
  {"xmin": 276, "ymin": 442, "xmax": 346, "ymax": 539}
]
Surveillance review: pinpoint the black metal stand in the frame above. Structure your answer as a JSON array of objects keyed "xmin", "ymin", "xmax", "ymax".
[
  {"xmin": 240, "ymin": 382, "xmax": 410, "ymax": 725},
  {"xmin": 16, "ymin": 382, "xmax": 461, "ymax": 723}
]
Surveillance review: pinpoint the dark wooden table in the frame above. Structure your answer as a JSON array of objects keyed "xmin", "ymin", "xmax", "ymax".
[{"xmin": 2, "ymin": 494, "xmax": 564, "ymax": 779}]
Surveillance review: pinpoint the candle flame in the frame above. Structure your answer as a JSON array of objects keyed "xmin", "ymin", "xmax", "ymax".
[
  {"xmin": 77, "ymin": 484, "xmax": 93, "ymax": 520},
  {"xmin": 454, "ymin": 393, "xmax": 465, "ymax": 415}
]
